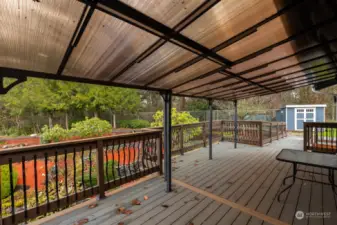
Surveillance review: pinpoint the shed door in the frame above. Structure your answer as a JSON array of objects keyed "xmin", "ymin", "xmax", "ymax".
[{"xmin": 295, "ymin": 108, "xmax": 315, "ymax": 130}]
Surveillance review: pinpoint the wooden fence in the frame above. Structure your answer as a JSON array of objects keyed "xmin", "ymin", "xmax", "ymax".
[{"xmin": 304, "ymin": 122, "xmax": 337, "ymax": 154}]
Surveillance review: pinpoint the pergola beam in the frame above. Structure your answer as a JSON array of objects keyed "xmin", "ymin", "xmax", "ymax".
[
  {"xmin": 89, "ymin": 0, "xmax": 233, "ymax": 82},
  {"xmin": 177, "ymin": 41, "xmax": 337, "ymax": 94},
  {"xmin": 171, "ymin": 15, "xmax": 337, "ymax": 92},
  {"xmin": 109, "ymin": 0, "xmax": 221, "ymax": 80},
  {"xmin": 145, "ymin": 0, "xmax": 303, "ymax": 86}
]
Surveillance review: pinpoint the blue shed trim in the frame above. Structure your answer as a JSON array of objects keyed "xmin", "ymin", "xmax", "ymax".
[
  {"xmin": 287, "ymin": 108, "xmax": 295, "ymax": 131},
  {"xmin": 316, "ymin": 107, "xmax": 325, "ymax": 122}
]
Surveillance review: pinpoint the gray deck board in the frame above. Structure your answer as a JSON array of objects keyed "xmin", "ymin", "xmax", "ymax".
[{"xmin": 43, "ymin": 136, "xmax": 337, "ymax": 225}]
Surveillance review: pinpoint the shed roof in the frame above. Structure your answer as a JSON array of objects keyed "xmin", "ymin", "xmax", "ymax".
[
  {"xmin": 1, "ymin": 0, "xmax": 337, "ymax": 100},
  {"xmin": 284, "ymin": 104, "xmax": 327, "ymax": 108}
]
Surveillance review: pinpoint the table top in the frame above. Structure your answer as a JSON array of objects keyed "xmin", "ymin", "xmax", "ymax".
[{"xmin": 276, "ymin": 149, "xmax": 337, "ymax": 170}]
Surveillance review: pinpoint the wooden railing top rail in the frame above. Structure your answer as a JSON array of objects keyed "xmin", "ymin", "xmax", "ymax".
[
  {"xmin": 0, "ymin": 130, "xmax": 161, "ymax": 156},
  {"xmin": 304, "ymin": 122, "xmax": 337, "ymax": 126}
]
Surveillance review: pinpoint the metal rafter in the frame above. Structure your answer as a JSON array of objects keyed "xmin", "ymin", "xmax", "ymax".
[
  {"xmin": 57, "ymin": 1, "xmax": 97, "ymax": 76},
  {"xmin": 144, "ymin": 0, "xmax": 303, "ymax": 86},
  {"xmin": 85, "ymin": 0, "xmax": 233, "ymax": 82},
  {"xmin": 179, "ymin": 48, "xmax": 337, "ymax": 94},
  {"xmin": 194, "ymin": 61, "xmax": 337, "ymax": 97},
  {"xmin": 171, "ymin": 15, "xmax": 337, "ymax": 91},
  {"xmin": 216, "ymin": 74, "xmax": 337, "ymax": 100},
  {"xmin": 108, "ymin": 0, "xmax": 221, "ymax": 81}
]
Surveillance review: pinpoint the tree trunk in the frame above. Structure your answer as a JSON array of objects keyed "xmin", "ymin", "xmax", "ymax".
[
  {"xmin": 94, "ymin": 111, "xmax": 98, "ymax": 118},
  {"xmin": 180, "ymin": 97, "xmax": 186, "ymax": 111},
  {"xmin": 110, "ymin": 109, "xmax": 116, "ymax": 128},
  {"xmin": 48, "ymin": 114, "xmax": 53, "ymax": 128},
  {"xmin": 65, "ymin": 112, "xmax": 69, "ymax": 130}
]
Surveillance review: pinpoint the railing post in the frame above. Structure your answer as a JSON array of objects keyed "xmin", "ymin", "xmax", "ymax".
[
  {"xmin": 276, "ymin": 123, "xmax": 279, "ymax": 140},
  {"xmin": 202, "ymin": 122, "xmax": 207, "ymax": 147},
  {"xmin": 179, "ymin": 125, "xmax": 184, "ymax": 155},
  {"xmin": 220, "ymin": 120, "xmax": 224, "ymax": 141},
  {"xmin": 96, "ymin": 140, "xmax": 105, "ymax": 199},
  {"xmin": 269, "ymin": 122, "xmax": 272, "ymax": 143},
  {"xmin": 259, "ymin": 122, "xmax": 263, "ymax": 147},
  {"xmin": 157, "ymin": 133, "xmax": 163, "ymax": 175}
]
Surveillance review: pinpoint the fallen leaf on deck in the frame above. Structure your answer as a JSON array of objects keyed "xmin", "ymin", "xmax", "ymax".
[
  {"xmin": 194, "ymin": 164, "xmax": 198, "ymax": 166},
  {"xmin": 194, "ymin": 196, "xmax": 200, "ymax": 201},
  {"xmin": 188, "ymin": 222, "xmax": 194, "ymax": 225},
  {"xmin": 144, "ymin": 195, "xmax": 149, "ymax": 200},
  {"xmin": 118, "ymin": 223, "xmax": 124, "ymax": 225},
  {"xmin": 206, "ymin": 185, "xmax": 212, "ymax": 189},
  {"xmin": 195, "ymin": 160, "xmax": 199, "ymax": 162},
  {"xmin": 124, "ymin": 209, "xmax": 133, "ymax": 215},
  {"xmin": 161, "ymin": 204, "xmax": 169, "ymax": 208},
  {"xmin": 74, "ymin": 218, "xmax": 89, "ymax": 225},
  {"xmin": 88, "ymin": 203, "xmax": 98, "ymax": 209},
  {"xmin": 131, "ymin": 199, "xmax": 141, "ymax": 205},
  {"xmin": 179, "ymin": 160, "xmax": 184, "ymax": 162},
  {"xmin": 117, "ymin": 207, "xmax": 126, "ymax": 214},
  {"xmin": 144, "ymin": 186, "xmax": 149, "ymax": 189}
]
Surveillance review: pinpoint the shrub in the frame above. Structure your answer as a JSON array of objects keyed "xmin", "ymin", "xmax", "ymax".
[
  {"xmin": 41, "ymin": 118, "xmax": 112, "ymax": 143},
  {"xmin": 41, "ymin": 124, "xmax": 69, "ymax": 143},
  {"xmin": 151, "ymin": 108, "xmax": 199, "ymax": 127},
  {"xmin": 151, "ymin": 108, "xmax": 201, "ymax": 144},
  {"xmin": 77, "ymin": 160, "xmax": 119, "ymax": 187},
  {"xmin": 71, "ymin": 117, "xmax": 112, "ymax": 138},
  {"xmin": 119, "ymin": 119, "xmax": 150, "ymax": 129},
  {"xmin": 1, "ymin": 165, "xmax": 18, "ymax": 199}
]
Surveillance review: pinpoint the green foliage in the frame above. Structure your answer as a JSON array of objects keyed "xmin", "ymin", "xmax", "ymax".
[
  {"xmin": 1, "ymin": 165, "xmax": 18, "ymax": 199},
  {"xmin": 41, "ymin": 118, "xmax": 112, "ymax": 143},
  {"xmin": 186, "ymin": 99, "xmax": 209, "ymax": 111},
  {"xmin": 151, "ymin": 108, "xmax": 201, "ymax": 142},
  {"xmin": 151, "ymin": 108, "xmax": 199, "ymax": 127},
  {"xmin": 77, "ymin": 160, "xmax": 119, "ymax": 187},
  {"xmin": 71, "ymin": 117, "xmax": 112, "ymax": 138},
  {"xmin": 119, "ymin": 119, "xmax": 150, "ymax": 129},
  {"xmin": 41, "ymin": 125, "xmax": 69, "ymax": 143}
]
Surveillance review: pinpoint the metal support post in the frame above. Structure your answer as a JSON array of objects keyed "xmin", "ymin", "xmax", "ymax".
[
  {"xmin": 234, "ymin": 100, "xmax": 238, "ymax": 149},
  {"xmin": 208, "ymin": 99, "xmax": 213, "ymax": 160}
]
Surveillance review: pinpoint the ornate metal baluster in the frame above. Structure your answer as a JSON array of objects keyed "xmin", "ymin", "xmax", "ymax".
[
  {"xmin": 55, "ymin": 150, "xmax": 60, "ymax": 209},
  {"xmin": 44, "ymin": 153, "xmax": 49, "ymax": 211},
  {"xmin": 64, "ymin": 149, "xmax": 69, "ymax": 206},
  {"xmin": 22, "ymin": 156, "xmax": 28, "ymax": 221}
]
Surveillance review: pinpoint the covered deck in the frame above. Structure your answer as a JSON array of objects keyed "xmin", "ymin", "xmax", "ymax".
[{"xmin": 40, "ymin": 136, "xmax": 337, "ymax": 225}]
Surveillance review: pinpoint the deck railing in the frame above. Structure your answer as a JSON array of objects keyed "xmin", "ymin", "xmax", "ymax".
[
  {"xmin": 304, "ymin": 122, "xmax": 337, "ymax": 154},
  {"xmin": 0, "ymin": 120, "xmax": 286, "ymax": 224},
  {"xmin": 0, "ymin": 131, "xmax": 162, "ymax": 225},
  {"xmin": 152, "ymin": 120, "xmax": 286, "ymax": 154}
]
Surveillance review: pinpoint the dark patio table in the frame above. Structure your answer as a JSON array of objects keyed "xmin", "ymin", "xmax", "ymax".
[{"xmin": 276, "ymin": 149, "xmax": 337, "ymax": 201}]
